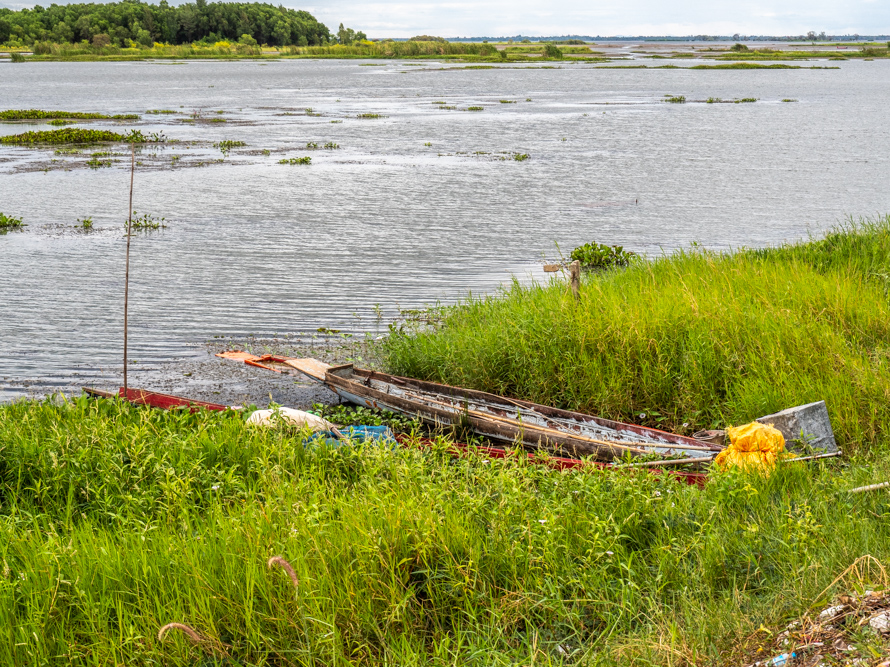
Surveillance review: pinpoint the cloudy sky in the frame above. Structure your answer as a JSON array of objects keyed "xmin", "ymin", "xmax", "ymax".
[
  {"xmin": 4, "ymin": 0, "xmax": 889, "ymax": 37},
  {"xmin": 300, "ymin": 0, "xmax": 890, "ymax": 37}
]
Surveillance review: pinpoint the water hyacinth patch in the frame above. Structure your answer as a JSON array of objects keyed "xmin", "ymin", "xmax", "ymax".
[
  {"xmin": 0, "ymin": 109, "xmax": 139, "ymax": 120},
  {"xmin": 278, "ymin": 156, "xmax": 311, "ymax": 165},
  {"xmin": 0, "ymin": 212, "xmax": 24, "ymax": 228},
  {"xmin": 0, "ymin": 128, "xmax": 156, "ymax": 145}
]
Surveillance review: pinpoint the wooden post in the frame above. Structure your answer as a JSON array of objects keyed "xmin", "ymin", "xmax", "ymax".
[
  {"xmin": 569, "ymin": 260, "xmax": 581, "ymax": 301},
  {"xmin": 123, "ymin": 143, "xmax": 135, "ymax": 395}
]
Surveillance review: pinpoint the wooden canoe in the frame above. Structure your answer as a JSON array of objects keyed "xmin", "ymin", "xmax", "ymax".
[{"xmin": 222, "ymin": 354, "xmax": 718, "ymax": 463}]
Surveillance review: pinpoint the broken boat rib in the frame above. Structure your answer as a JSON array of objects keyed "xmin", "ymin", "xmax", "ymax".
[{"xmin": 216, "ymin": 352, "xmax": 718, "ymax": 462}]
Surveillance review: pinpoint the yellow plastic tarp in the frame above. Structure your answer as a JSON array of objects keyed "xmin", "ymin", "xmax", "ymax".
[{"xmin": 714, "ymin": 422, "xmax": 792, "ymax": 473}]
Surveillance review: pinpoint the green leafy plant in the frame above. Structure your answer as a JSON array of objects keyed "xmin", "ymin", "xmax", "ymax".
[
  {"xmin": 77, "ymin": 217, "xmax": 94, "ymax": 229},
  {"xmin": 323, "ymin": 142, "xmax": 339, "ymax": 149},
  {"xmin": 466, "ymin": 106, "xmax": 484, "ymax": 111},
  {"xmin": 356, "ymin": 113, "xmax": 384, "ymax": 118},
  {"xmin": 306, "ymin": 142, "xmax": 319, "ymax": 149},
  {"xmin": 570, "ymin": 241, "xmax": 635, "ymax": 270},
  {"xmin": 512, "ymin": 153, "xmax": 529, "ymax": 161},
  {"xmin": 10, "ymin": 52, "xmax": 26, "ymax": 63},
  {"xmin": 665, "ymin": 95, "xmax": 686, "ymax": 103},
  {"xmin": 310, "ymin": 403, "xmax": 418, "ymax": 432}
]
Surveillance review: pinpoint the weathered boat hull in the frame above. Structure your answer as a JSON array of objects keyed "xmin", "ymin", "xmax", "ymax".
[{"xmin": 281, "ymin": 358, "xmax": 717, "ymax": 462}]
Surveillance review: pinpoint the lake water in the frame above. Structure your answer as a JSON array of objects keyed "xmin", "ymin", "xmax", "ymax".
[{"xmin": 2, "ymin": 56, "xmax": 889, "ymax": 400}]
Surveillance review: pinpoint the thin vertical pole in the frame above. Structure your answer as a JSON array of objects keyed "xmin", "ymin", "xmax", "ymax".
[{"xmin": 123, "ymin": 142, "xmax": 135, "ymax": 396}]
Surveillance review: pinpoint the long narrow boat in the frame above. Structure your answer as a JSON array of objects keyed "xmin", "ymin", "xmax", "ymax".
[
  {"xmin": 82, "ymin": 384, "xmax": 709, "ymax": 486},
  {"xmin": 83, "ymin": 386, "xmax": 229, "ymax": 411},
  {"xmin": 216, "ymin": 353, "xmax": 720, "ymax": 462}
]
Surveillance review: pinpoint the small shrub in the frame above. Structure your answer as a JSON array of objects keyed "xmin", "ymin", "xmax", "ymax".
[
  {"xmin": 542, "ymin": 43, "xmax": 562, "ymax": 59},
  {"xmin": 730, "ymin": 43, "xmax": 750, "ymax": 52},
  {"xmin": 10, "ymin": 52, "xmax": 26, "ymax": 63},
  {"xmin": 466, "ymin": 106, "xmax": 484, "ymax": 111},
  {"xmin": 665, "ymin": 95, "xmax": 686, "ymax": 103},
  {"xmin": 306, "ymin": 142, "xmax": 319, "ymax": 149},
  {"xmin": 570, "ymin": 241, "xmax": 635, "ymax": 270},
  {"xmin": 782, "ymin": 98, "xmax": 798, "ymax": 102},
  {"xmin": 356, "ymin": 113, "xmax": 383, "ymax": 118},
  {"xmin": 77, "ymin": 217, "xmax": 93, "ymax": 229},
  {"xmin": 736, "ymin": 97, "xmax": 757, "ymax": 103},
  {"xmin": 512, "ymin": 153, "xmax": 529, "ymax": 161},
  {"xmin": 323, "ymin": 142, "xmax": 339, "ymax": 149}
]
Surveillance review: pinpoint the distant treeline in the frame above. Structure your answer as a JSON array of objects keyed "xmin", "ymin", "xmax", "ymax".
[{"xmin": 0, "ymin": 0, "xmax": 332, "ymax": 47}]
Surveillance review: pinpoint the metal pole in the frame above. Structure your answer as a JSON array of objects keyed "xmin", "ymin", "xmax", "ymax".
[{"xmin": 123, "ymin": 142, "xmax": 135, "ymax": 396}]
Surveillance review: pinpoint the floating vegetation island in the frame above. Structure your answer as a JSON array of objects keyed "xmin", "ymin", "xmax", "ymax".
[
  {"xmin": 0, "ymin": 129, "xmax": 157, "ymax": 145},
  {"xmin": 0, "ymin": 109, "xmax": 139, "ymax": 120}
]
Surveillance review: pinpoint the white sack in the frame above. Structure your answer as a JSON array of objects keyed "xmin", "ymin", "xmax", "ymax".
[{"xmin": 246, "ymin": 407, "xmax": 334, "ymax": 432}]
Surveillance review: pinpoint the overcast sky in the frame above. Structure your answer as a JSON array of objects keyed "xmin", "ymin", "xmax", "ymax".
[
  {"xmin": 300, "ymin": 0, "xmax": 890, "ymax": 37},
  {"xmin": 4, "ymin": 0, "xmax": 889, "ymax": 38}
]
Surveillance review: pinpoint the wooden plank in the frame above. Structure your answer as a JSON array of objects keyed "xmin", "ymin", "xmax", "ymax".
[{"xmin": 283, "ymin": 358, "xmax": 332, "ymax": 382}]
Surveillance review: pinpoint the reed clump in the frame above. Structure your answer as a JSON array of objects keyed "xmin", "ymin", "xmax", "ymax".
[
  {"xmin": 385, "ymin": 216, "xmax": 890, "ymax": 455},
  {"xmin": 1, "ymin": 396, "xmax": 890, "ymax": 664}
]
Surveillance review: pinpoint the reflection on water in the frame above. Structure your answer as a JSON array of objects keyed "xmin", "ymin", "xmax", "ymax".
[{"xmin": 1, "ymin": 59, "xmax": 889, "ymax": 399}]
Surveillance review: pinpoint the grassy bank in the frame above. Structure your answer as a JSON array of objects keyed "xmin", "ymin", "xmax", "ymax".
[
  {"xmin": 4, "ymin": 40, "xmax": 586, "ymax": 62},
  {"xmin": 1, "ymin": 396, "xmax": 890, "ymax": 664},
  {"xmin": 384, "ymin": 216, "xmax": 890, "ymax": 457}
]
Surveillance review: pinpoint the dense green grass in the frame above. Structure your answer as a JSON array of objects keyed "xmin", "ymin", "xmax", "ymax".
[
  {"xmin": 384, "ymin": 216, "xmax": 890, "ymax": 456},
  {"xmin": 716, "ymin": 47, "xmax": 890, "ymax": 60},
  {"xmin": 1, "ymin": 396, "xmax": 890, "ymax": 665}
]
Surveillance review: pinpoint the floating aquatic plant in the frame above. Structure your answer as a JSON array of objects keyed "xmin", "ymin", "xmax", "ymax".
[
  {"xmin": 214, "ymin": 140, "xmax": 246, "ymax": 155},
  {"xmin": 0, "ymin": 212, "xmax": 24, "ymax": 228},
  {"xmin": 126, "ymin": 211, "xmax": 167, "ymax": 230},
  {"xmin": 278, "ymin": 156, "xmax": 311, "ymax": 165},
  {"xmin": 0, "ymin": 128, "xmax": 154, "ymax": 145},
  {"xmin": 0, "ymin": 109, "xmax": 138, "ymax": 120}
]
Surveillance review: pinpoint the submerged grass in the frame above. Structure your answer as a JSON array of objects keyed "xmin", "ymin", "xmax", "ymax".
[
  {"xmin": 384, "ymin": 216, "xmax": 890, "ymax": 455},
  {"xmin": 1, "ymin": 396, "xmax": 890, "ymax": 664}
]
